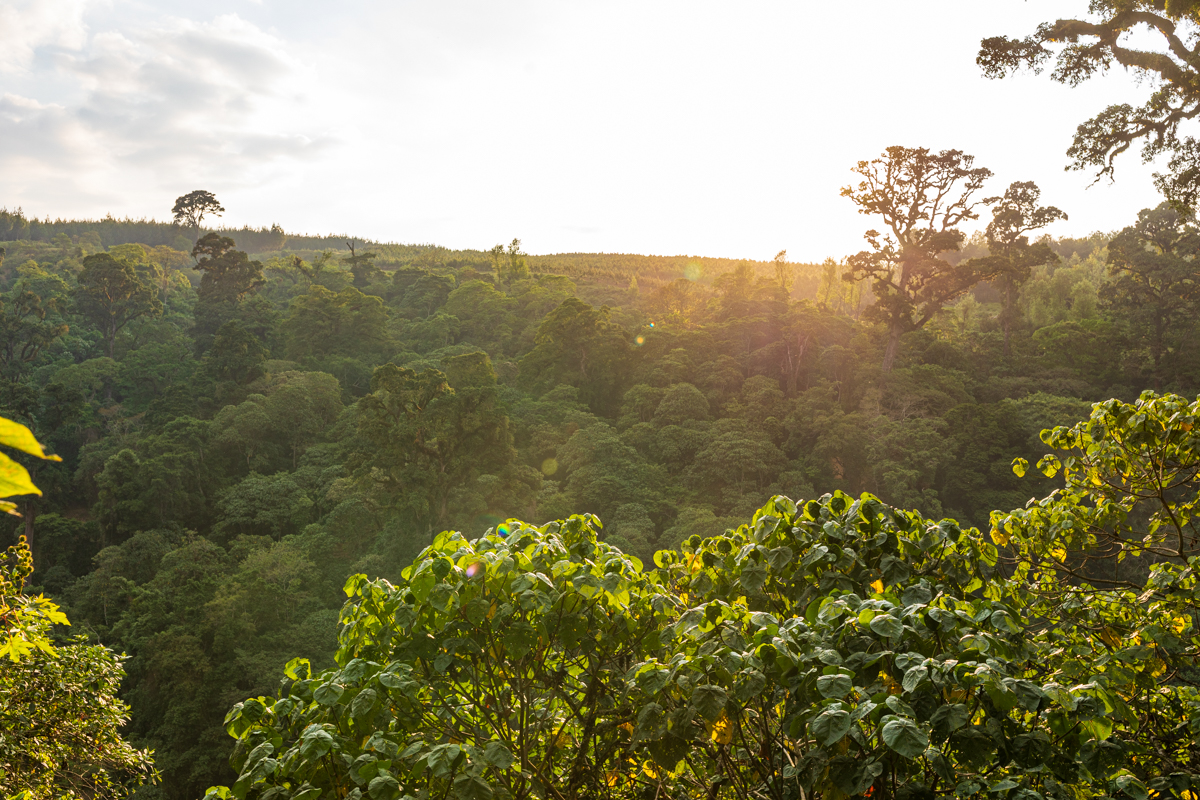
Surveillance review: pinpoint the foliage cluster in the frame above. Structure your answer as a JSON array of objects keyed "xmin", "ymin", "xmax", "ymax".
[
  {"xmin": 204, "ymin": 387, "xmax": 1200, "ymax": 799},
  {"xmin": 1, "ymin": 180, "xmax": 1199, "ymax": 796}
]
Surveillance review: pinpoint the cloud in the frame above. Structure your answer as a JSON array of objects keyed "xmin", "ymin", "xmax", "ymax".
[
  {"xmin": 1, "ymin": 10, "xmax": 333, "ymax": 207},
  {"xmin": 0, "ymin": 0, "xmax": 89, "ymax": 74}
]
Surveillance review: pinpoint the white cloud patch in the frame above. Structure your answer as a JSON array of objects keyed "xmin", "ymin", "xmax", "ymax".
[
  {"xmin": 0, "ymin": 0, "xmax": 89, "ymax": 74},
  {"xmin": 1, "ymin": 10, "xmax": 331, "ymax": 209}
]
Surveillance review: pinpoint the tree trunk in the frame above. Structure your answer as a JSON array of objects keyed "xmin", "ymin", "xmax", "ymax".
[{"xmin": 881, "ymin": 326, "xmax": 902, "ymax": 373}]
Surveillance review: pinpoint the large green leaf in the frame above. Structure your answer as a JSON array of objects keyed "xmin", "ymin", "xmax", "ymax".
[
  {"xmin": 314, "ymin": 682, "xmax": 344, "ymax": 706},
  {"xmin": 816, "ymin": 673, "xmax": 853, "ymax": 699},
  {"xmin": 930, "ymin": 704, "xmax": 970, "ymax": 741},
  {"xmin": 298, "ymin": 728, "xmax": 334, "ymax": 761},
  {"xmin": 870, "ymin": 614, "xmax": 904, "ymax": 639},
  {"xmin": 810, "ymin": 708, "xmax": 852, "ymax": 746},
  {"xmin": 0, "ymin": 452, "xmax": 40, "ymax": 499},
  {"xmin": 0, "ymin": 418, "xmax": 59, "ymax": 461},
  {"xmin": 453, "ymin": 774, "xmax": 494, "ymax": 800},
  {"xmin": 881, "ymin": 717, "xmax": 928, "ymax": 759},
  {"xmin": 829, "ymin": 756, "xmax": 882, "ymax": 795},
  {"xmin": 690, "ymin": 684, "xmax": 727, "ymax": 722},
  {"xmin": 368, "ymin": 775, "xmax": 401, "ymax": 800},
  {"xmin": 351, "ymin": 688, "xmax": 378, "ymax": 720},
  {"xmin": 483, "ymin": 741, "xmax": 514, "ymax": 770}
]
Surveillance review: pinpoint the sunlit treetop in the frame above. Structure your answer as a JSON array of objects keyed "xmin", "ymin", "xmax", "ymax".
[{"xmin": 979, "ymin": 0, "xmax": 1200, "ymax": 209}]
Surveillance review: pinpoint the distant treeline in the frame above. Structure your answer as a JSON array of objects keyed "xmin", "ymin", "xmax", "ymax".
[
  {"xmin": 0, "ymin": 207, "xmax": 376, "ymax": 253},
  {"xmin": 1, "ymin": 208, "xmax": 832, "ymax": 295}
]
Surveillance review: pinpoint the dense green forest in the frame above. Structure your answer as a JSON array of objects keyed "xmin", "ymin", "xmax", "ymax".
[
  {"xmin": 7, "ymin": 3, "xmax": 1200, "ymax": 792},
  {"xmin": 1, "ymin": 182, "xmax": 1196, "ymax": 797}
]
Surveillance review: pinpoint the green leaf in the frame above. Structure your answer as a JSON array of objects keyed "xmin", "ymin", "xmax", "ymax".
[
  {"xmin": 284, "ymin": 658, "xmax": 311, "ymax": 680},
  {"xmin": 351, "ymin": 688, "xmax": 378, "ymax": 720},
  {"xmin": 298, "ymin": 727, "xmax": 334, "ymax": 761},
  {"xmin": 1115, "ymin": 775, "xmax": 1148, "ymax": 800},
  {"xmin": 869, "ymin": 614, "xmax": 904, "ymax": 639},
  {"xmin": 881, "ymin": 717, "xmax": 928, "ymax": 759},
  {"xmin": 811, "ymin": 708, "xmax": 852, "ymax": 746},
  {"xmin": 314, "ymin": 682, "xmax": 344, "ymax": 706},
  {"xmin": 1081, "ymin": 717, "xmax": 1113, "ymax": 741},
  {"xmin": 0, "ymin": 418, "xmax": 59, "ymax": 461},
  {"xmin": 816, "ymin": 674, "xmax": 853, "ymax": 699},
  {"xmin": 829, "ymin": 756, "xmax": 882, "ymax": 795},
  {"xmin": 901, "ymin": 584, "xmax": 932, "ymax": 606},
  {"xmin": 427, "ymin": 743, "xmax": 463, "ymax": 777},
  {"xmin": 483, "ymin": 741, "xmax": 514, "ymax": 770},
  {"xmin": 690, "ymin": 684, "xmax": 727, "ymax": 722},
  {"xmin": 368, "ymin": 775, "xmax": 401, "ymax": 800},
  {"xmin": 884, "ymin": 695, "xmax": 916, "ymax": 718},
  {"xmin": 739, "ymin": 562, "xmax": 767, "ymax": 593},
  {"xmin": 949, "ymin": 727, "xmax": 995, "ymax": 768},
  {"xmin": 1011, "ymin": 458, "xmax": 1028, "ymax": 478},
  {"xmin": 0, "ymin": 452, "xmax": 40, "ymax": 498},
  {"xmin": 453, "ymin": 774, "xmax": 494, "ymax": 800},
  {"xmin": 930, "ymin": 704, "xmax": 970, "ymax": 741}
]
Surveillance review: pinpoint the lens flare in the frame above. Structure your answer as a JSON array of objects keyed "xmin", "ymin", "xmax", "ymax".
[
  {"xmin": 635, "ymin": 335, "xmax": 645, "ymax": 346},
  {"xmin": 497, "ymin": 523, "xmax": 510, "ymax": 537},
  {"xmin": 541, "ymin": 457, "xmax": 559, "ymax": 476},
  {"xmin": 466, "ymin": 562, "xmax": 482, "ymax": 578},
  {"xmin": 684, "ymin": 261, "xmax": 702, "ymax": 281}
]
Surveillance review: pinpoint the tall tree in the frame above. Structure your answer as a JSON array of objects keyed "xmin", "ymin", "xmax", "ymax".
[
  {"xmin": 352, "ymin": 354, "xmax": 519, "ymax": 537},
  {"xmin": 281, "ymin": 285, "xmax": 389, "ymax": 361},
  {"xmin": 842, "ymin": 146, "xmax": 993, "ymax": 371},
  {"xmin": 0, "ymin": 289, "xmax": 69, "ymax": 380},
  {"xmin": 772, "ymin": 249, "xmax": 792, "ymax": 296},
  {"xmin": 192, "ymin": 234, "xmax": 265, "ymax": 303},
  {"xmin": 1102, "ymin": 202, "xmax": 1200, "ymax": 388},
  {"xmin": 520, "ymin": 297, "xmax": 630, "ymax": 413},
  {"xmin": 979, "ymin": 181, "xmax": 1067, "ymax": 354},
  {"xmin": 342, "ymin": 240, "xmax": 381, "ymax": 287},
  {"xmin": 979, "ymin": 2, "xmax": 1200, "ymax": 210},
  {"xmin": 74, "ymin": 253, "xmax": 162, "ymax": 357},
  {"xmin": 171, "ymin": 190, "xmax": 224, "ymax": 245}
]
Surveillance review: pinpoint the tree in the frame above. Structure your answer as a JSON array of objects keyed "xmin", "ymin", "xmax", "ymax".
[
  {"xmin": 281, "ymin": 285, "xmax": 389, "ymax": 361},
  {"xmin": 0, "ymin": 289, "xmax": 69, "ymax": 379},
  {"xmin": 74, "ymin": 253, "xmax": 162, "ymax": 357},
  {"xmin": 342, "ymin": 240, "xmax": 381, "ymax": 288},
  {"xmin": 997, "ymin": 392, "xmax": 1200, "ymax": 783},
  {"xmin": 978, "ymin": 2, "xmax": 1200, "ymax": 210},
  {"xmin": 842, "ymin": 147, "xmax": 993, "ymax": 371},
  {"xmin": 208, "ymin": 484, "xmax": 1200, "ymax": 800},
  {"xmin": 1101, "ymin": 203, "xmax": 1200, "ymax": 388},
  {"xmin": 172, "ymin": 190, "xmax": 224, "ymax": 245},
  {"xmin": 192, "ymin": 234, "xmax": 266, "ymax": 303},
  {"xmin": 353, "ymin": 354, "xmax": 524, "ymax": 537},
  {"xmin": 772, "ymin": 249, "xmax": 792, "ymax": 296},
  {"xmin": 0, "ymin": 415, "xmax": 156, "ymax": 797},
  {"xmin": 520, "ymin": 297, "xmax": 630, "ymax": 413},
  {"xmin": 492, "ymin": 238, "xmax": 531, "ymax": 284},
  {"xmin": 978, "ymin": 181, "xmax": 1067, "ymax": 354}
]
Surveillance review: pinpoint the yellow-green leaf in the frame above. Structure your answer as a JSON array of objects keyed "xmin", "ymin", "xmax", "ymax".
[
  {"xmin": 0, "ymin": 452, "xmax": 40, "ymax": 498},
  {"xmin": 0, "ymin": 418, "xmax": 60, "ymax": 461},
  {"xmin": 1011, "ymin": 458, "xmax": 1028, "ymax": 478}
]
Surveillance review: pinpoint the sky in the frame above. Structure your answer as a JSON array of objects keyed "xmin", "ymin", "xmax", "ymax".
[{"xmin": 0, "ymin": 0, "xmax": 1175, "ymax": 260}]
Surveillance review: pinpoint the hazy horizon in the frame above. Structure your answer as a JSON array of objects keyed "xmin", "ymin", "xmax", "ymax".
[{"xmin": 0, "ymin": 1, "xmax": 1171, "ymax": 260}]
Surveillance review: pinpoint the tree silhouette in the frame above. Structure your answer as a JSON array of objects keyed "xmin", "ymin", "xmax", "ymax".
[
  {"xmin": 171, "ymin": 190, "xmax": 224, "ymax": 245},
  {"xmin": 842, "ymin": 146, "xmax": 992, "ymax": 372}
]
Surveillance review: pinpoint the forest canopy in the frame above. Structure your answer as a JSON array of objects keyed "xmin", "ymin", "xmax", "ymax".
[{"xmin": 6, "ymin": 5, "xmax": 1200, "ymax": 789}]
